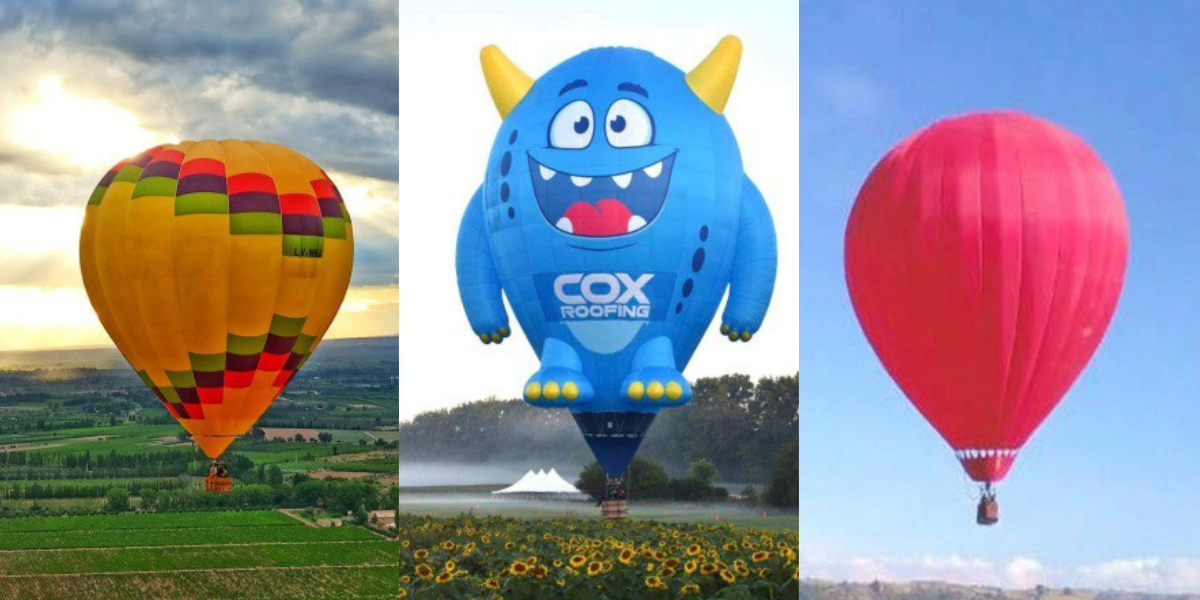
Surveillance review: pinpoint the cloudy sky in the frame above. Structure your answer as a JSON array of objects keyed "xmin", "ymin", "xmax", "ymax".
[{"xmin": 0, "ymin": 0, "xmax": 398, "ymax": 351}]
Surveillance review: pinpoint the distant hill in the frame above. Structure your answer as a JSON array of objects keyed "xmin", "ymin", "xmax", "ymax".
[
  {"xmin": 0, "ymin": 336, "xmax": 399, "ymax": 370},
  {"xmin": 799, "ymin": 579, "xmax": 1200, "ymax": 600}
]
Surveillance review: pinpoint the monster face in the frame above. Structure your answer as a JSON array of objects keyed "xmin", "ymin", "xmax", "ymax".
[{"xmin": 481, "ymin": 39, "xmax": 742, "ymax": 252}]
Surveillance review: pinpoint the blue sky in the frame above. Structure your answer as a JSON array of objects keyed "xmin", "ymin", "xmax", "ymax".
[{"xmin": 797, "ymin": 1, "xmax": 1200, "ymax": 591}]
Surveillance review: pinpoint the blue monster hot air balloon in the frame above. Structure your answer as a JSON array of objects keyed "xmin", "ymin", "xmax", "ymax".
[{"xmin": 456, "ymin": 36, "xmax": 777, "ymax": 514}]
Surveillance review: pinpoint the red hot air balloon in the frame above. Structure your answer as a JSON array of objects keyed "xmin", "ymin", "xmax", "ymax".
[{"xmin": 844, "ymin": 111, "xmax": 1129, "ymax": 525}]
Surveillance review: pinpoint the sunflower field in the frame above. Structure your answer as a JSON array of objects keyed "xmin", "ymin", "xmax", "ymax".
[{"xmin": 398, "ymin": 514, "xmax": 799, "ymax": 600}]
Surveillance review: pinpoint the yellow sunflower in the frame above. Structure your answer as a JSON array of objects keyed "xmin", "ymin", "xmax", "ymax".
[
  {"xmin": 415, "ymin": 564, "xmax": 434, "ymax": 580},
  {"xmin": 569, "ymin": 554, "xmax": 587, "ymax": 568},
  {"xmin": 719, "ymin": 569, "xmax": 736, "ymax": 584},
  {"xmin": 435, "ymin": 572, "xmax": 453, "ymax": 584},
  {"xmin": 681, "ymin": 583, "xmax": 701, "ymax": 594}
]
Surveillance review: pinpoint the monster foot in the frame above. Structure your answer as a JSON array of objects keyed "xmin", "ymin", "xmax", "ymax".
[
  {"xmin": 477, "ymin": 325, "xmax": 511, "ymax": 345},
  {"xmin": 524, "ymin": 367, "xmax": 594, "ymax": 406},
  {"xmin": 720, "ymin": 322, "xmax": 756, "ymax": 343},
  {"xmin": 622, "ymin": 367, "xmax": 691, "ymax": 405}
]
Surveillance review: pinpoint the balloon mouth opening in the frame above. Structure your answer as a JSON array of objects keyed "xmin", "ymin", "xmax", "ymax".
[
  {"xmin": 528, "ymin": 153, "xmax": 675, "ymax": 238},
  {"xmin": 954, "ymin": 447, "xmax": 1019, "ymax": 483}
]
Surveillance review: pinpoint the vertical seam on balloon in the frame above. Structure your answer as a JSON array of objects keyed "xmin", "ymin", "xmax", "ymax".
[
  {"xmin": 288, "ymin": 146, "xmax": 330, "ymax": 373},
  {"xmin": 122, "ymin": 148, "xmax": 175, "ymax": 403},
  {"xmin": 234, "ymin": 140, "xmax": 285, "ymax": 432},
  {"xmin": 170, "ymin": 141, "xmax": 213, "ymax": 427},
  {"xmin": 999, "ymin": 127, "xmax": 1033, "ymax": 451}
]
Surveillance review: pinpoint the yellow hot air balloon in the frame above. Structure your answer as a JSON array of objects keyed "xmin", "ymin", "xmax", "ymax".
[{"xmin": 79, "ymin": 140, "xmax": 354, "ymax": 485}]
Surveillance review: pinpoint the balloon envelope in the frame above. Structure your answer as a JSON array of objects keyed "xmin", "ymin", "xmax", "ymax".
[
  {"xmin": 845, "ymin": 112, "xmax": 1128, "ymax": 483},
  {"xmin": 80, "ymin": 141, "xmax": 354, "ymax": 458}
]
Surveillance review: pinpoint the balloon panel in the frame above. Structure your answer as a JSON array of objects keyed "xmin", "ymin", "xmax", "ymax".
[
  {"xmin": 845, "ymin": 112, "xmax": 1128, "ymax": 482},
  {"xmin": 80, "ymin": 141, "xmax": 354, "ymax": 458}
]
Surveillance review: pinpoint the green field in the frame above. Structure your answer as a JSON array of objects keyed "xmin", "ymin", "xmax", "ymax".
[{"xmin": 0, "ymin": 510, "xmax": 395, "ymax": 600}]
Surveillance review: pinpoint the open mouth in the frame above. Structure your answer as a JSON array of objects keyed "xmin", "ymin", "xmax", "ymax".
[{"xmin": 528, "ymin": 152, "xmax": 676, "ymax": 238}]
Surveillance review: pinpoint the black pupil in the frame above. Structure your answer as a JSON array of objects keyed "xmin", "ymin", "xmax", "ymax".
[
  {"xmin": 610, "ymin": 115, "xmax": 627, "ymax": 133},
  {"xmin": 573, "ymin": 116, "xmax": 590, "ymax": 134}
]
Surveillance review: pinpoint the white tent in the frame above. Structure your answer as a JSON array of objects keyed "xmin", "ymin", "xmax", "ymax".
[{"xmin": 493, "ymin": 468, "xmax": 584, "ymax": 496}]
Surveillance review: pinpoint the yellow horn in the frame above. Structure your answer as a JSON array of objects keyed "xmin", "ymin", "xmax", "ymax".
[
  {"xmin": 686, "ymin": 35, "xmax": 742, "ymax": 114},
  {"xmin": 480, "ymin": 45, "xmax": 533, "ymax": 119}
]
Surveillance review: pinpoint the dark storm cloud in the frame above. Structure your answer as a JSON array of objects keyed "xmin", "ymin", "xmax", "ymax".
[
  {"xmin": 0, "ymin": 0, "xmax": 398, "ymax": 181},
  {"xmin": 11, "ymin": 0, "xmax": 398, "ymax": 115}
]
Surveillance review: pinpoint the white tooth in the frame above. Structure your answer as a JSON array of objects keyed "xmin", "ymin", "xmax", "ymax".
[
  {"xmin": 570, "ymin": 175, "xmax": 592, "ymax": 187},
  {"xmin": 539, "ymin": 165, "xmax": 556, "ymax": 180},
  {"xmin": 628, "ymin": 215, "xmax": 647, "ymax": 232},
  {"xmin": 555, "ymin": 217, "xmax": 573, "ymax": 233},
  {"xmin": 643, "ymin": 162, "xmax": 663, "ymax": 178},
  {"xmin": 612, "ymin": 173, "xmax": 632, "ymax": 189}
]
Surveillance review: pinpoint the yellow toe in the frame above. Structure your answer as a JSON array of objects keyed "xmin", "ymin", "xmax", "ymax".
[
  {"xmin": 480, "ymin": 334, "xmax": 490, "ymax": 344},
  {"xmin": 525, "ymin": 382, "xmax": 541, "ymax": 401},
  {"xmin": 491, "ymin": 333, "xmax": 501, "ymax": 343},
  {"xmin": 647, "ymin": 381, "xmax": 664, "ymax": 400},
  {"xmin": 543, "ymin": 381, "xmax": 560, "ymax": 400},
  {"xmin": 721, "ymin": 324, "xmax": 730, "ymax": 335},
  {"xmin": 741, "ymin": 331, "xmax": 751, "ymax": 341},
  {"xmin": 728, "ymin": 332, "xmax": 739, "ymax": 341},
  {"xmin": 627, "ymin": 381, "xmax": 645, "ymax": 401},
  {"xmin": 665, "ymin": 381, "xmax": 683, "ymax": 400},
  {"xmin": 563, "ymin": 382, "xmax": 579, "ymax": 400}
]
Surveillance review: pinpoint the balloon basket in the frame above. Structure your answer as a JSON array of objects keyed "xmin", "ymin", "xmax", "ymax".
[
  {"xmin": 205, "ymin": 458, "xmax": 232, "ymax": 493},
  {"xmin": 205, "ymin": 474, "xmax": 232, "ymax": 494},
  {"xmin": 601, "ymin": 499, "xmax": 628, "ymax": 520},
  {"xmin": 976, "ymin": 494, "xmax": 999, "ymax": 526}
]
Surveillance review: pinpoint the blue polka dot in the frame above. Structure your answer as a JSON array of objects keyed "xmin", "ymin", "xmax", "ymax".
[
  {"xmin": 500, "ymin": 183, "xmax": 510, "ymax": 202},
  {"xmin": 508, "ymin": 130, "xmax": 518, "ymax": 145},
  {"xmin": 500, "ymin": 152, "xmax": 512, "ymax": 176},
  {"xmin": 675, "ymin": 303, "xmax": 683, "ymax": 314},
  {"xmin": 507, "ymin": 207, "xmax": 515, "ymax": 219},
  {"xmin": 682, "ymin": 279, "xmax": 694, "ymax": 297},
  {"xmin": 691, "ymin": 248, "xmax": 705, "ymax": 272},
  {"xmin": 700, "ymin": 226, "xmax": 709, "ymax": 241}
]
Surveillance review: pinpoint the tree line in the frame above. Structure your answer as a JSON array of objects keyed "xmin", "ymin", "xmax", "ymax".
[{"xmin": 396, "ymin": 373, "xmax": 798, "ymax": 483}]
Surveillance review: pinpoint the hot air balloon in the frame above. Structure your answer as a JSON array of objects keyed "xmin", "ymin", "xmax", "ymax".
[
  {"xmin": 845, "ymin": 112, "xmax": 1128, "ymax": 524},
  {"xmin": 456, "ymin": 37, "xmax": 777, "ymax": 518},
  {"xmin": 80, "ymin": 140, "xmax": 354, "ymax": 492}
]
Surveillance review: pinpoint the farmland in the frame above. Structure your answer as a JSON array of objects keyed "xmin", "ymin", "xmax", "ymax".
[
  {"xmin": 0, "ymin": 510, "xmax": 395, "ymax": 600},
  {"xmin": 0, "ymin": 337, "xmax": 399, "ymax": 514}
]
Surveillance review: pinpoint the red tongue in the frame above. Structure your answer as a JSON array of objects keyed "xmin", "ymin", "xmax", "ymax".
[{"xmin": 563, "ymin": 199, "xmax": 631, "ymax": 237}]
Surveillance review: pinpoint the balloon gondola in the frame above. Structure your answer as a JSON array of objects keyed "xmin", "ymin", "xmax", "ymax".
[{"xmin": 80, "ymin": 141, "xmax": 354, "ymax": 492}]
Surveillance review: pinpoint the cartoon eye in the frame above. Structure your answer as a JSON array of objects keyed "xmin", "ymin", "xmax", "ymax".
[
  {"xmin": 549, "ymin": 100, "xmax": 594, "ymax": 149},
  {"xmin": 606, "ymin": 99, "xmax": 653, "ymax": 148}
]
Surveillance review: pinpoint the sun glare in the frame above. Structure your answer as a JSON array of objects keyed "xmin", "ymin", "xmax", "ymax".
[{"xmin": 10, "ymin": 75, "xmax": 172, "ymax": 171}]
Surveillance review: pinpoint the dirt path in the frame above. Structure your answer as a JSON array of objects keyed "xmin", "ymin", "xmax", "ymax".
[{"xmin": 277, "ymin": 508, "xmax": 321, "ymax": 528}]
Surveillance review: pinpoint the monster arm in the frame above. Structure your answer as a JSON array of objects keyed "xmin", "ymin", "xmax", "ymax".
[
  {"xmin": 456, "ymin": 187, "xmax": 511, "ymax": 344},
  {"xmin": 720, "ymin": 176, "xmax": 777, "ymax": 342}
]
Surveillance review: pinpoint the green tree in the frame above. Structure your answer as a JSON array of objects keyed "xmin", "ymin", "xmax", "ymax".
[
  {"xmin": 765, "ymin": 441, "xmax": 798, "ymax": 508},
  {"xmin": 104, "ymin": 488, "xmax": 130, "ymax": 513},
  {"xmin": 266, "ymin": 465, "xmax": 284, "ymax": 486}
]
